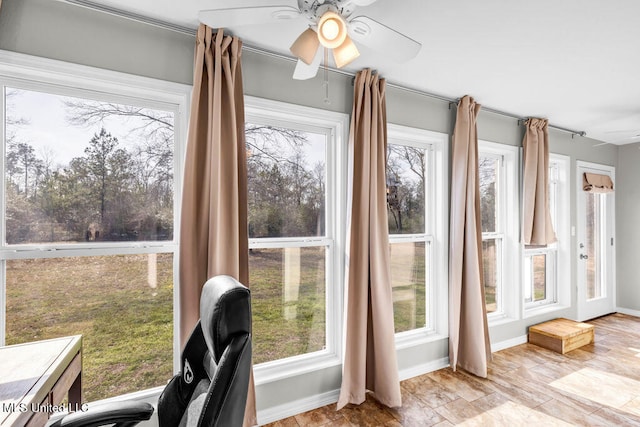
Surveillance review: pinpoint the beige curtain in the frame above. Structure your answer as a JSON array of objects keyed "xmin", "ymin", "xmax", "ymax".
[
  {"xmin": 337, "ymin": 69, "xmax": 402, "ymax": 410},
  {"xmin": 583, "ymin": 172, "xmax": 614, "ymax": 193},
  {"xmin": 522, "ymin": 118, "xmax": 556, "ymax": 246},
  {"xmin": 179, "ymin": 25, "xmax": 256, "ymax": 426},
  {"xmin": 449, "ymin": 95, "xmax": 491, "ymax": 378}
]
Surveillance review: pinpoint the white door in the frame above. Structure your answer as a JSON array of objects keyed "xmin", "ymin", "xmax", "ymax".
[{"xmin": 576, "ymin": 162, "xmax": 616, "ymax": 321}]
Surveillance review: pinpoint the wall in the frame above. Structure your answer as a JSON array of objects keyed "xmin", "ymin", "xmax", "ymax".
[
  {"xmin": 616, "ymin": 143, "xmax": 640, "ymax": 314},
  {"xmin": 0, "ymin": 0, "xmax": 194, "ymax": 84},
  {"xmin": 1, "ymin": 0, "xmax": 634, "ymax": 424}
]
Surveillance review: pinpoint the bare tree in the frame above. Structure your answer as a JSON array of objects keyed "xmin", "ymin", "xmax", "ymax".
[{"xmin": 386, "ymin": 145, "xmax": 426, "ymax": 233}]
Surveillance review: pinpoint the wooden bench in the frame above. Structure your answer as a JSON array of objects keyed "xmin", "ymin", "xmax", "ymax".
[{"xmin": 528, "ymin": 318, "xmax": 594, "ymax": 354}]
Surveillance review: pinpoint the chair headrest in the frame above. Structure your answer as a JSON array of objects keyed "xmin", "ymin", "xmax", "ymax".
[{"xmin": 200, "ymin": 275, "xmax": 251, "ymax": 363}]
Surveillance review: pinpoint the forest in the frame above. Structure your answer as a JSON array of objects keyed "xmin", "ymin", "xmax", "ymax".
[
  {"xmin": 5, "ymin": 92, "xmax": 174, "ymax": 244},
  {"xmin": 6, "ymin": 87, "xmax": 437, "ymax": 246}
]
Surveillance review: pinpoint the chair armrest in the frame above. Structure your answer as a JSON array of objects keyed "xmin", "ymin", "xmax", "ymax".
[{"xmin": 49, "ymin": 401, "xmax": 154, "ymax": 427}]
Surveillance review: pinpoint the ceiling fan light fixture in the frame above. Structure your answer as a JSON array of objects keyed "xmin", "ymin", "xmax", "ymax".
[
  {"xmin": 290, "ymin": 27, "xmax": 320, "ymax": 65},
  {"xmin": 317, "ymin": 11, "xmax": 347, "ymax": 49},
  {"xmin": 333, "ymin": 35, "xmax": 360, "ymax": 68}
]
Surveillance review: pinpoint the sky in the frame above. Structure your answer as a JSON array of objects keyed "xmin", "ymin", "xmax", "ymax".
[
  {"xmin": 5, "ymin": 87, "xmax": 170, "ymax": 168},
  {"xmin": 7, "ymin": 86, "xmax": 330, "ymax": 173}
]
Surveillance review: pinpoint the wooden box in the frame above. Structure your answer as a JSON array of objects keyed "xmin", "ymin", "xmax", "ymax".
[{"xmin": 528, "ymin": 318, "xmax": 595, "ymax": 354}]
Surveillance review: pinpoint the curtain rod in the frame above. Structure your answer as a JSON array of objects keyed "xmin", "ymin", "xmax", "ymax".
[{"xmin": 59, "ymin": 0, "xmax": 587, "ymax": 138}]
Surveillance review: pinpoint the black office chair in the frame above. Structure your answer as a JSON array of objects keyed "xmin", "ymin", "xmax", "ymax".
[{"xmin": 50, "ymin": 275, "xmax": 252, "ymax": 427}]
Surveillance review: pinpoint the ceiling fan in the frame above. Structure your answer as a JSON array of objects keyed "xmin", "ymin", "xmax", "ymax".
[{"xmin": 198, "ymin": 0, "xmax": 422, "ymax": 80}]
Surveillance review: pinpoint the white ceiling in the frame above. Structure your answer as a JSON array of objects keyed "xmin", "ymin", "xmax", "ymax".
[{"xmin": 79, "ymin": 0, "xmax": 640, "ymax": 144}]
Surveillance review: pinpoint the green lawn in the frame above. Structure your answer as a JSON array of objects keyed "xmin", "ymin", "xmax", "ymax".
[
  {"xmin": 6, "ymin": 246, "xmax": 426, "ymax": 401},
  {"xmin": 249, "ymin": 247, "xmax": 326, "ymax": 364},
  {"xmin": 6, "ymin": 255, "xmax": 174, "ymax": 401},
  {"xmin": 6, "ymin": 249, "xmax": 330, "ymax": 401}
]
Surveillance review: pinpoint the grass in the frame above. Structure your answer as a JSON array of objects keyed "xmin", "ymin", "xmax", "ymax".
[
  {"xmin": 249, "ymin": 247, "xmax": 326, "ymax": 364},
  {"xmin": 6, "ymin": 245, "xmax": 430, "ymax": 401},
  {"xmin": 6, "ymin": 255, "xmax": 174, "ymax": 401},
  {"xmin": 390, "ymin": 242, "xmax": 427, "ymax": 332}
]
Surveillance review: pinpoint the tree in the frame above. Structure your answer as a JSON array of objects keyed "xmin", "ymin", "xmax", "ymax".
[
  {"xmin": 5, "ymin": 89, "xmax": 32, "ymax": 192},
  {"xmin": 479, "ymin": 157, "xmax": 497, "ymax": 232},
  {"xmin": 83, "ymin": 128, "xmax": 119, "ymax": 222},
  {"xmin": 65, "ymin": 100, "xmax": 174, "ymax": 204},
  {"xmin": 386, "ymin": 145, "xmax": 426, "ymax": 233},
  {"xmin": 63, "ymin": 99, "xmax": 318, "ymax": 242}
]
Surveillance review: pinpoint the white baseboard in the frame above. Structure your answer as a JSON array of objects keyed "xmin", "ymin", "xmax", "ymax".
[
  {"xmin": 256, "ymin": 338, "xmax": 530, "ymax": 426},
  {"xmin": 256, "ymin": 357, "xmax": 450, "ymax": 425},
  {"xmin": 398, "ymin": 357, "xmax": 450, "ymax": 381},
  {"xmin": 491, "ymin": 334, "xmax": 528, "ymax": 352},
  {"xmin": 616, "ymin": 307, "xmax": 640, "ymax": 317},
  {"xmin": 257, "ymin": 388, "xmax": 340, "ymax": 426}
]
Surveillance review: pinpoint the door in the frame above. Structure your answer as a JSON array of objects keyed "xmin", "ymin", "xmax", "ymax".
[{"xmin": 576, "ymin": 162, "xmax": 615, "ymax": 321}]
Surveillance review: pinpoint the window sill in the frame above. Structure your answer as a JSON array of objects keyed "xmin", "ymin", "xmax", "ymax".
[
  {"xmin": 253, "ymin": 351, "xmax": 342, "ymax": 386},
  {"xmin": 487, "ymin": 313, "xmax": 518, "ymax": 327},
  {"xmin": 395, "ymin": 329, "xmax": 448, "ymax": 350},
  {"xmin": 524, "ymin": 303, "xmax": 570, "ymax": 319}
]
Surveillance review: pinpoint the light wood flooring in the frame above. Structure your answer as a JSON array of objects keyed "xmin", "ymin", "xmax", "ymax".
[{"xmin": 264, "ymin": 313, "xmax": 640, "ymax": 426}]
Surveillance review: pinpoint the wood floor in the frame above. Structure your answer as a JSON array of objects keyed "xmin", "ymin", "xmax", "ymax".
[{"xmin": 264, "ymin": 313, "xmax": 640, "ymax": 426}]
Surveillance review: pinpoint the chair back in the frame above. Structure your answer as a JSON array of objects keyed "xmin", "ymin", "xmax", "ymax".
[{"xmin": 158, "ymin": 275, "xmax": 252, "ymax": 427}]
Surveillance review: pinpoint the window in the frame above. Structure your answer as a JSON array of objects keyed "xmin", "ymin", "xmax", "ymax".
[
  {"xmin": 524, "ymin": 154, "xmax": 570, "ymax": 312},
  {"xmin": 245, "ymin": 97, "xmax": 347, "ymax": 380},
  {"xmin": 478, "ymin": 141, "xmax": 518, "ymax": 320},
  {"xmin": 479, "ymin": 153, "xmax": 502, "ymax": 314},
  {"xmin": 387, "ymin": 124, "xmax": 447, "ymax": 340},
  {"xmin": 0, "ymin": 53, "xmax": 189, "ymax": 402}
]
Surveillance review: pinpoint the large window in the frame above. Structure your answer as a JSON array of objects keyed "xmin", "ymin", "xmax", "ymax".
[
  {"xmin": 245, "ymin": 97, "xmax": 347, "ymax": 378},
  {"xmin": 387, "ymin": 125, "xmax": 447, "ymax": 340},
  {"xmin": 524, "ymin": 154, "xmax": 570, "ymax": 312},
  {"xmin": 0, "ymin": 54, "xmax": 189, "ymax": 402},
  {"xmin": 478, "ymin": 141, "xmax": 518, "ymax": 320}
]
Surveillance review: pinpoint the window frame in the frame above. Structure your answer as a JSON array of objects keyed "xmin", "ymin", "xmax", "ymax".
[
  {"xmin": 387, "ymin": 124, "xmax": 448, "ymax": 348},
  {"xmin": 478, "ymin": 140, "xmax": 519, "ymax": 324},
  {"xmin": 0, "ymin": 51, "xmax": 191, "ymax": 381},
  {"xmin": 244, "ymin": 95, "xmax": 349, "ymax": 385},
  {"xmin": 523, "ymin": 153, "xmax": 571, "ymax": 317}
]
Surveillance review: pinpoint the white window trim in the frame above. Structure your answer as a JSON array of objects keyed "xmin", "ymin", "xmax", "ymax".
[
  {"xmin": 0, "ymin": 50, "xmax": 191, "ymax": 376},
  {"xmin": 523, "ymin": 247, "xmax": 557, "ymax": 306},
  {"xmin": 244, "ymin": 96, "xmax": 349, "ymax": 385},
  {"xmin": 523, "ymin": 153, "xmax": 571, "ymax": 318},
  {"xmin": 387, "ymin": 124, "xmax": 448, "ymax": 348},
  {"xmin": 478, "ymin": 141, "xmax": 520, "ymax": 325}
]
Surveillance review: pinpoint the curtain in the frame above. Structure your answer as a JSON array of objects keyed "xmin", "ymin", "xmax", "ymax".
[
  {"xmin": 449, "ymin": 95, "xmax": 491, "ymax": 378},
  {"xmin": 337, "ymin": 69, "xmax": 402, "ymax": 410},
  {"xmin": 522, "ymin": 118, "xmax": 556, "ymax": 246},
  {"xmin": 179, "ymin": 25, "xmax": 256, "ymax": 426},
  {"xmin": 583, "ymin": 172, "xmax": 614, "ymax": 193}
]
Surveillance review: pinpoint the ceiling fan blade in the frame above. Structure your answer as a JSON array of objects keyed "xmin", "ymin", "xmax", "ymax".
[
  {"xmin": 198, "ymin": 5, "xmax": 301, "ymax": 28},
  {"xmin": 290, "ymin": 28, "xmax": 320, "ymax": 65},
  {"xmin": 333, "ymin": 35, "xmax": 360, "ymax": 68},
  {"xmin": 292, "ymin": 47, "xmax": 322, "ymax": 80},
  {"xmin": 348, "ymin": 15, "xmax": 421, "ymax": 62}
]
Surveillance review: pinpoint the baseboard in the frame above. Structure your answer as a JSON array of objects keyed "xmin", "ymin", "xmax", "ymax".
[
  {"xmin": 491, "ymin": 334, "xmax": 528, "ymax": 352},
  {"xmin": 256, "ymin": 357, "xmax": 450, "ymax": 425},
  {"xmin": 256, "ymin": 339, "xmax": 529, "ymax": 425},
  {"xmin": 398, "ymin": 357, "xmax": 450, "ymax": 381},
  {"xmin": 616, "ymin": 307, "xmax": 640, "ymax": 318},
  {"xmin": 256, "ymin": 388, "xmax": 340, "ymax": 426}
]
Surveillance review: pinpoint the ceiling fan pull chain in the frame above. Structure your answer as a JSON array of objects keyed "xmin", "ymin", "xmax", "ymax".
[{"xmin": 323, "ymin": 47, "xmax": 331, "ymax": 105}]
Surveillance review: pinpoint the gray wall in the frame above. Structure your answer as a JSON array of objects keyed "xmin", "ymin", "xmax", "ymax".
[
  {"xmin": 0, "ymin": 0, "xmax": 194, "ymax": 84},
  {"xmin": 616, "ymin": 143, "xmax": 640, "ymax": 312},
  {"xmin": 2, "ymin": 0, "xmax": 639, "ymax": 423}
]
